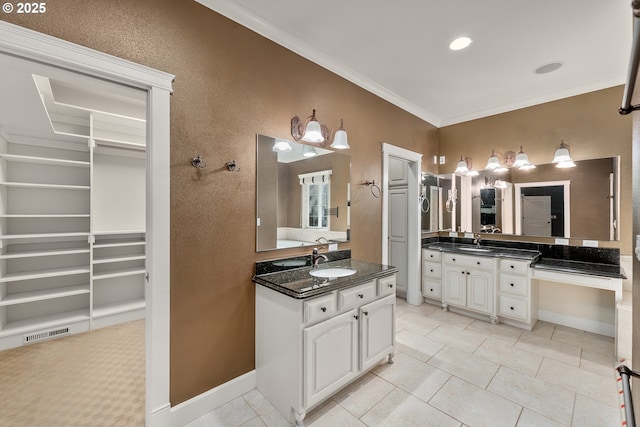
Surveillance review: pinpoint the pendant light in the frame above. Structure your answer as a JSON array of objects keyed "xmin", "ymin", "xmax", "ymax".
[
  {"xmin": 330, "ymin": 119, "xmax": 350, "ymax": 149},
  {"xmin": 552, "ymin": 140, "xmax": 576, "ymax": 168}
]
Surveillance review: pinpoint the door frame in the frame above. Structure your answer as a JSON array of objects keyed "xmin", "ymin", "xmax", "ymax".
[
  {"xmin": 382, "ymin": 143, "xmax": 422, "ymax": 305},
  {"xmin": 514, "ymin": 180, "xmax": 570, "ymax": 238},
  {"xmin": 0, "ymin": 21, "xmax": 174, "ymax": 426}
]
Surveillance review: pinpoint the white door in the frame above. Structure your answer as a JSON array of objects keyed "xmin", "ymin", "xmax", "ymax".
[
  {"xmin": 389, "ymin": 187, "xmax": 408, "ymax": 293},
  {"xmin": 522, "ymin": 195, "xmax": 552, "ymax": 236},
  {"xmin": 442, "ymin": 265, "xmax": 466, "ymax": 307},
  {"xmin": 303, "ymin": 310, "xmax": 358, "ymax": 408},
  {"xmin": 360, "ymin": 295, "xmax": 395, "ymax": 371}
]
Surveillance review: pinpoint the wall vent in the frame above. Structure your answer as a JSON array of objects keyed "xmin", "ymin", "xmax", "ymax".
[{"xmin": 23, "ymin": 327, "xmax": 70, "ymax": 344}]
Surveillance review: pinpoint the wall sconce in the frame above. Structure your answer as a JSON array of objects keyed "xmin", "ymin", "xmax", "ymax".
[
  {"xmin": 291, "ymin": 109, "xmax": 329, "ymax": 143},
  {"xmin": 551, "ymin": 140, "xmax": 576, "ymax": 168},
  {"xmin": 485, "ymin": 149, "xmax": 508, "ymax": 173},
  {"xmin": 302, "ymin": 145, "xmax": 318, "ymax": 157},
  {"xmin": 513, "ymin": 146, "xmax": 536, "ymax": 170},
  {"xmin": 330, "ymin": 119, "xmax": 350, "ymax": 149},
  {"xmin": 272, "ymin": 138, "xmax": 293, "ymax": 152},
  {"xmin": 454, "ymin": 155, "xmax": 469, "ymax": 174}
]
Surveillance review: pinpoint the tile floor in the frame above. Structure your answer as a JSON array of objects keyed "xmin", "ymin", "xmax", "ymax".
[{"xmin": 185, "ymin": 299, "xmax": 623, "ymax": 427}]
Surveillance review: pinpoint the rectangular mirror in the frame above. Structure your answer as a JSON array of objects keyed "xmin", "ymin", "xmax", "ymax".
[
  {"xmin": 420, "ymin": 173, "xmax": 439, "ymax": 232},
  {"xmin": 256, "ymin": 134, "xmax": 351, "ymax": 252},
  {"xmin": 447, "ymin": 156, "xmax": 620, "ymax": 241}
]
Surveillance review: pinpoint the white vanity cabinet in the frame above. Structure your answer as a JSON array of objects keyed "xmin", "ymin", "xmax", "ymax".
[
  {"xmin": 421, "ymin": 249, "xmax": 442, "ymax": 300},
  {"xmin": 442, "ymin": 253, "xmax": 497, "ymax": 320},
  {"xmin": 256, "ymin": 274, "xmax": 396, "ymax": 426},
  {"xmin": 498, "ymin": 259, "xmax": 537, "ymax": 330}
]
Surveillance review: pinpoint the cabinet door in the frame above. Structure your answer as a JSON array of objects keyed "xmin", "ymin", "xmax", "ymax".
[
  {"xmin": 303, "ymin": 309, "xmax": 358, "ymax": 408},
  {"xmin": 466, "ymin": 268, "xmax": 494, "ymax": 314},
  {"xmin": 360, "ymin": 295, "xmax": 395, "ymax": 371},
  {"xmin": 442, "ymin": 265, "xmax": 466, "ymax": 307}
]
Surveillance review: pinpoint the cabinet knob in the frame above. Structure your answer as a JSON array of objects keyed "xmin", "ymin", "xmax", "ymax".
[
  {"xmin": 477, "ymin": 261, "xmax": 480, "ymax": 265},
  {"xmin": 510, "ymin": 265, "xmax": 515, "ymax": 269},
  {"xmin": 510, "ymin": 283, "xmax": 514, "ymax": 287},
  {"xmin": 388, "ymin": 284, "xmax": 394, "ymax": 288},
  {"xmin": 430, "ymin": 269, "xmax": 434, "ymax": 273},
  {"xmin": 353, "ymin": 315, "xmax": 359, "ymax": 320},
  {"xmin": 358, "ymin": 293, "xmax": 364, "ymax": 299},
  {"xmin": 321, "ymin": 307, "xmax": 327, "ymax": 312},
  {"xmin": 430, "ymin": 254, "xmax": 434, "ymax": 258},
  {"xmin": 363, "ymin": 311, "xmax": 369, "ymax": 316},
  {"xmin": 466, "ymin": 271, "xmax": 470, "ymax": 275},
  {"xmin": 452, "ymin": 258, "xmax": 456, "ymax": 261},
  {"xmin": 510, "ymin": 306, "xmax": 514, "ymax": 310},
  {"xmin": 430, "ymin": 288, "xmax": 434, "ymax": 292}
]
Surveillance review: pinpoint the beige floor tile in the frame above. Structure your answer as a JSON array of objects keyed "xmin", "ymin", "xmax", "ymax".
[
  {"xmin": 184, "ymin": 397, "xmax": 257, "ymax": 427},
  {"xmin": 360, "ymin": 388, "xmax": 460, "ymax": 427},
  {"xmin": 426, "ymin": 309, "xmax": 474, "ymax": 329},
  {"xmin": 580, "ymin": 348, "xmax": 617, "ymax": 377},
  {"xmin": 243, "ymin": 389, "xmax": 289, "ymax": 427},
  {"xmin": 395, "ymin": 299, "xmax": 439, "ymax": 317},
  {"xmin": 526, "ymin": 321, "xmax": 556, "ymax": 339},
  {"xmin": 430, "ymin": 376, "xmax": 522, "ymax": 427},
  {"xmin": 396, "ymin": 310, "xmax": 441, "ymax": 336},
  {"xmin": 488, "ymin": 366, "xmax": 575, "ymax": 425},
  {"xmin": 536, "ymin": 358, "xmax": 619, "ymax": 407},
  {"xmin": 515, "ymin": 332, "xmax": 582, "ymax": 367},
  {"xmin": 551, "ymin": 328, "xmax": 614, "ymax": 356},
  {"xmin": 516, "ymin": 408, "xmax": 567, "ymax": 427},
  {"xmin": 465, "ymin": 319, "xmax": 523, "ymax": 346},
  {"xmin": 474, "ymin": 338, "xmax": 543, "ymax": 377},
  {"xmin": 428, "ymin": 345, "xmax": 499, "ymax": 388},
  {"xmin": 305, "ymin": 400, "xmax": 366, "ymax": 427},
  {"xmin": 395, "ymin": 329, "xmax": 445, "ymax": 361},
  {"xmin": 332, "ymin": 373, "xmax": 395, "ymax": 418},
  {"xmin": 571, "ymin": 394, "xmax": 621, "ymax": 427},
  {"xmin": 373, "ymin": 352, "xmax": 450, "ymax": 402},
  {"xmin": 241, "ymin": 417, "xmax": 267, "ymax": 427},
  {"xmin": 426, "ymin": 324, "xmax": 486, "ymax": 353}
]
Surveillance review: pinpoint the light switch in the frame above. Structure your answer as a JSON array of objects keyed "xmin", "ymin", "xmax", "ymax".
[
  {"xmin": 256, "ymin": 218, "xmax": 261, "ymax": 226},
  {"xmin": 439, "ymin": 156, "xmax": 446, "ymax": 164}
]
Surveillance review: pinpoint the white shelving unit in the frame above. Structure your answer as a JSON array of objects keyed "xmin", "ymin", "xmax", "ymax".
[{"xmin": 0, "ymin": 75, "xmax": 146, "ymax": 350}]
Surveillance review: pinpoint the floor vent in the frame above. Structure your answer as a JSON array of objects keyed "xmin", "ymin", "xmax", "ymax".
[{"xmin": 23, "ymin": 327, "xmax": 70, "ymax": 344}]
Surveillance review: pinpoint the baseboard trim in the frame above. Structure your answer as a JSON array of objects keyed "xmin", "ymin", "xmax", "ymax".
[
  {"xmin": 150, "ymin": 403, "xmax": 171, "ymax": 427},
  {"xmin": 170, "ymin": 370, "xmax": 256, "ymax": 427},
  {"xmin": 538, "ymin": 309, "xmax": 614, "ymax": 337}
]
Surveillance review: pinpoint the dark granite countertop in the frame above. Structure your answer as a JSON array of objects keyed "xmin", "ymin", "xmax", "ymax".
[
  {"xmin": 531, "ymin": 258, "xmax": 626, "ymax": 279},
  {"xmin": 423, "ymin": 242, "xmax": 540, "ymax": 261},
  {"xmin": 253, "ymin": 258, "xmax": 398, "ymax": 299}
]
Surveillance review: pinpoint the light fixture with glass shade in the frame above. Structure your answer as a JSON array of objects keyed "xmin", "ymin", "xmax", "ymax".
[
  {"xmin": 330, "ymin": 119, "xmax": 350, "ymax": 149},
  {"xmin": 291, "ymin": 109, "xmax": 329, "ymax": 143},
  {"xmin": 302, "ymin": 144, "xmax": 317, "ymax": 157},
  {"xmin": 513, "ymin": 146, "xmax": 535, "ymax": 170},
  {"xmin": 485, "ymin": 149, "xmax": 501, "ymax": 170},
  {"xmin": 551, "ymin": 140, "xmax": 576, "ymax": 168},
  {"xmin": 272, "ymin": 138, "xmax": 292, "ymax": 152},
  {"xmin": 454, "ymin": 155, "xmax": 469, "ymax": 174}
]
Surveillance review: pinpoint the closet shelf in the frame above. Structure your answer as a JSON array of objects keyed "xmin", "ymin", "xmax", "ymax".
[
  {"xmin": 0, "ymin": 182, "xmax": 90, "ymax": 190},
  {"xmin": 93, "ymin": 254, "xmax": 146, "ymax": 264},
  {"xmin": 0, "ymin": 266, "xmax": 90, "ymax": 283},
  {"xmin": 92, "ymin": 267, "xmax": 146, "ymax": 280},
  {"xmin": 93, "ymin": 230, "xmax": 145, "ymax": 236},
  {"xmin": 0, "ymin": 154, "xmax": 90, "ymax": 168},
  {"xmin": 93, "ymin": 239, "xmax": 145, "ymax": 249},
  {"xmin": 0, "ymin": 309, "xmax": 90, "ymax": 338},
  {"xmin": 0, "ymin": 285, "xmax": 90, "ymax": 306},
  {"xmin": 0, "ymin": 247, "xmax": 90, "ymax": 260},
  {"xmin": 0, "ymin": 214, "xmax": 90, "ymax": 218},
  {"xmin": 0, "ymin": 232, "xmax": 90, "ymax": 240},
  {"xmin": 93, "ymin": 138, "xmax": 145, "ymax": 151},
  {"xmin": 92, "ymin": 299, "xmax": 145, "ymax": 318}
]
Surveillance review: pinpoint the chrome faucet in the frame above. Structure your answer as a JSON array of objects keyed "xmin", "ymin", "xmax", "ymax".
[
  {"xmin": 473, "ymin": 233, "xmax": 482, "ymax": 248},
  {"xmin": 312, "ymin": 248, "xmax": 328, "ymax": 268}
]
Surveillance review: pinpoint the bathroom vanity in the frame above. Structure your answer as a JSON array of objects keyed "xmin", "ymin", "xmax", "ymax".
[{"xmin": 253, "ymin": 256, "xmax": 397, "ymax": 427}]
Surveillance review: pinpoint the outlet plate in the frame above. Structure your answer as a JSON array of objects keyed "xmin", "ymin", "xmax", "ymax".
[
  {"xmin": 582, "ymin": 240, "xmax": 598, "ymax": 248},
  {"xmin": 448, "ymin": 231, "xmax": 458, "ymax": 237},
  {"xmin": 439, "ymin": 156, "xmax": 446, "ymax": 164},
  {"xmin": 555, "ymin": 238, "xmax": 569, "ymax": 245},
  {"xmin": 464, "ymin": 233, "xmax": 474, "ymax": 238}
]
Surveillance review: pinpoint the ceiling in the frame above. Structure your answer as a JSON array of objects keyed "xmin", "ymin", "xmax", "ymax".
[{"xmin": 197, "ymin": 0, "xmax": 633, "ymax": 127}]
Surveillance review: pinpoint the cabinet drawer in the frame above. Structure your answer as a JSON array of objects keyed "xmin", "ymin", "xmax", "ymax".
[
  {"xmin": 444, "ymin": 253, "xmax": 495, "ymax": 270},
  {"xmin": 378, "ymin": 275, "xmax": 397, "ymax": 297},
  {"xmin": 422, "ymin": 280, "xmax": 441, "ymax": 299},
  {"xmin": 499, "ymin": 295, "xmax": 528, "ymax": 321},
  {"xmin": 304, "ymin": 293, "xmax": 337, "ymax": 324},
  {"xmin": 422, "ymin": 249, "xmax": 442, "ymax": 262},
  {"xmin": 338, "ymin": 281, "xmax": 377, "ymax": 310},
  {"xmin": 499, "ymin": 274, "xmax": 528, "ymax": 297},
  {"xmin": 500, "ymin": 259, "xmax": 529, "ymax": 275},
  {"xmin": 422, "ymin": 261, "xmax": 441, "ymax": 279}
]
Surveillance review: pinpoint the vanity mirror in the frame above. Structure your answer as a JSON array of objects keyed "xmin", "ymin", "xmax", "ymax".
[
  {"xmin": 448, "ymin": 157, "xmax": 620, "ymax": 241},
  {"xmin": 420, "ymin": 173, "xmax": 439, "ymax": 232},
  {"xmin": 256, "ymin": 134, "xmax": 351, "ymax": 252}
]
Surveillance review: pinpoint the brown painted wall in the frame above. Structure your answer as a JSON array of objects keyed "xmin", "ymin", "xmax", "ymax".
[
  {"xmin": 2, "ymin": 0, "xmax": 437, "ymax": 404},
  {"xmin": 439, "ymin": 87, "xmax": 633, "ymax": 253}
]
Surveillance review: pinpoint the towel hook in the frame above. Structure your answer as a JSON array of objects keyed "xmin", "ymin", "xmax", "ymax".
[
  {"xmin": 362, "ymin": 180, "xmax": 381, "ymax": 198},
  {"xmin": 191, "ymin": 155, "xmax": 206, "ymax": 168}
]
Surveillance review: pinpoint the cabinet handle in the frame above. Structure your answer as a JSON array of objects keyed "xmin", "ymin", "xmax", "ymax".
[
  {"xmin": 477, "ymin": 261, "xmax": 480, "ymax": 265},
  {"xmin": 430, "ymin": 288, "xmax": 434, "ymax": 292},
  {"xmin": 321, "ymin": 307, "xmax": 327, "ymax": 312},
  {"xmin": 388, "ymin": 284, "xmax": 394, "ymax": 288},
  {"xmin": 363, "ymin": 311, "xmax": 369, "ymax": 316},
  {"xmin": 510, "ymin": 306, "xmax": 514, "ymax": 310},
  {"xmin": 452, "ymin": 258, "xmax": 456, "ymax": 261},
  {"xmin": 358, "ymin": 293, "xmax": 364, "ymax": 299},
  {"xmin": 510, "ymin": 283, "xmax": 514, "ymax": 287},
  {"xmin": 430, "ymin": 269, "xmax": 434, "ymax": 273},
  {"xmin": 466, "ymin": 271, "xmax": 470, "ymax": 275},
  {"xmin": 510, "ymin": 265, "xmax": 515, "ymax": 269},
  {"xmin": 430, "ymin": 255, "xmax": 434, "ymax": 258},
  {"xmin": 353, "ymin": 315, "xmax": 359, "ymax": 320}
]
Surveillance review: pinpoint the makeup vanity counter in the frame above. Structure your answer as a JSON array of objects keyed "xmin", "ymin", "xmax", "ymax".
[{"xmin": 253, "ymin": 256, "xmax": 397, "ymax": 426}]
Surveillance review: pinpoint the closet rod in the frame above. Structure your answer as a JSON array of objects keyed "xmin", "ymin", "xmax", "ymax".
[{"xmin": 619, "ymin": 0, "xmax": 640, "ymax": 115}]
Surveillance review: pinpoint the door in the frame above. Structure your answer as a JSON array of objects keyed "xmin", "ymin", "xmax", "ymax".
[
  {"xmin": 360, "ymin": 295, "xmax": 395, "ymax": 371},
  {"xmin": 442, "ymin": 265, "xmax": 466, "ymax": 307},
  {"xmin": 466, "ymin": 268, "xmax": 494, "ymax": 314},
  {"xmin": 522, "ymin": 195, "xmax": 551, "ymax": 236},
  {"xmin": 303, "ymin": 310, "xmax": 358, "ymax": 408},
  {"xmin": 389, "ymin": 187, "xmax": 409, "ymax": 293}
]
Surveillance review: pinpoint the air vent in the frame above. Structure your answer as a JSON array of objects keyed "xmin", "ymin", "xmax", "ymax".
[{"xmin": 23, "ymin": 327, "xmax": 70, "ymax": 344}]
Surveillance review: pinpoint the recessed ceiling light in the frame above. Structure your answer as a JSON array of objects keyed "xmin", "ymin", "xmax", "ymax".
[
  {"xmin": 534, "ymin": 62, "xmax": 564, "ymax": 74},
  {"xmin": 449, "ymin": 36, "xmax": 472, "ymax": 51}
]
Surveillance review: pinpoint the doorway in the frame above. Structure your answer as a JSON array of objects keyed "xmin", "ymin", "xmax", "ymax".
[
  {"xmin": 0, "ymin": 21, "xmax": 173, "ymax": 425},
  {"xmin": 382, "ymin": 144, "xmax": 422, "ymax": 306},
  {"xmin": 515, "ymin": 181, "xmax": 570, "ymax": 238}
]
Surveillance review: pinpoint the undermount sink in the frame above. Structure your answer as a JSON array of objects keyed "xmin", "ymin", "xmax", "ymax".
[
  {"xmin": 458, "ymin": 247, "xmax": 493, "ymax": 253},
  {"xmin": 310, "ymin": 268, "xmax": 357, "ymax": 279}
]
